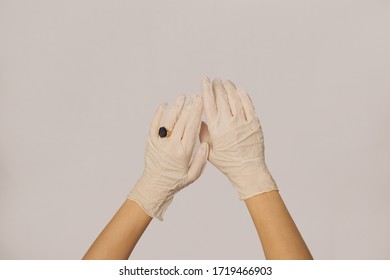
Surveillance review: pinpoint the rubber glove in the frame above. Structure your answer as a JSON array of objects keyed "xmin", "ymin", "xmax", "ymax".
[
  {"xmin": 200, "ymin": 78, "xmax": 277, "ymax": 200},
  {"xmin": 128, "ymin": 95, "xmax": 209, "ymax": 221}
]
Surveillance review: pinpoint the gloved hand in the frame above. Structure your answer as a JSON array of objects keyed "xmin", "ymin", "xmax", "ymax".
[
  {"xmin": 128, "ymin": 95, "xmax": 209, "ymax": 221},
  {"xmin": 200, "ymin": 78, "xmax": 278, "ymax": 200}
]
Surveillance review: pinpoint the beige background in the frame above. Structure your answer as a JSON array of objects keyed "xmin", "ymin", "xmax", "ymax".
[{"xmin": 1, "ymin": 0, "xmax": 389, "ymax": 259}]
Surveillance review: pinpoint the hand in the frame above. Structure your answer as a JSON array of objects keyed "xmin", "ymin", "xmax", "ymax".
[
  {"xmin": 200, "ymin": 78, "xmax": 277, "ymax": 200},
  {"xmin": 128, "ymin": 95, "xmax": 209, "ymax": 220}
]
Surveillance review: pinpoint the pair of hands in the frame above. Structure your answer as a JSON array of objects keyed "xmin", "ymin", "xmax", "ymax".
[{"xmin": 128, "ymin": 78, "xmax": 278, "ymax": 220}]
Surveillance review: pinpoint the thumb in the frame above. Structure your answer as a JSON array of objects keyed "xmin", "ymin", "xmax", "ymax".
[
  {"xmin": 199, "ymin": 121, "xmax": 212, "ymax": 153},
  {"xmin": 185, "ymin": 142, "xmax": 209, "ymax": 185}
]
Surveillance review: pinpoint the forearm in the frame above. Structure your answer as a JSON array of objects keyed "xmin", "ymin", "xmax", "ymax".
[
  {"xmin": 82, "ymin": 199, "xmax": 152, "ymax": 260},
  {"xmin": 245, "ymin": 190, "xmax": 313, "ymax": 260}
]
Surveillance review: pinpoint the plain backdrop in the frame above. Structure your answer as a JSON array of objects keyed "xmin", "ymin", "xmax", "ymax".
[{"xmin": 1, "ymin": 0, "xmax": 389, "ymax": 259}]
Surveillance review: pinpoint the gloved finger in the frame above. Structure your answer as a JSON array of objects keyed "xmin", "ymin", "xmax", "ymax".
[
  {"xmin": 149, "ymin": 102, "xmax": 168, "ymax": 140},
  {"xmin": 185, "ymin": 142, "xmax": 209, "ymax": 185},
  {"xmin": 171, "ymin": 95, "xmax": 195, "ymax": 140},
  {"xmin": 223, "ymin": 80, "xmax": 245, "ymax": 120},
  {"xmin": 199, "ymin": 121, "xmax": 212, "ymax": 154},
  {"xmin": 237, "ymin": 87, "xmax": 256, "ymax": 122},
  {"xmin": 202, "ymin": 77, "xmax": 217, "ymax": 121},
  {"xmin": 162, "ymin": 95, "xmax": 186, "ymax": 131},
  {"xmin": 182, "ymin": 96, "xmax": 203, "ymax": 152},
  {"xmin": 212, "ymin": 78, "xmax": 232, "ymax": 118}
]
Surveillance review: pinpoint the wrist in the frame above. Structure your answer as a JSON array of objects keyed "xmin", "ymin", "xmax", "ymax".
[
  {"xmin": 127, "ymin": 176, "xmax": 176, "ymax": 221},
  {"xmin": 229, "ymin": 166, "xmax": 278, "ymax": 200}
]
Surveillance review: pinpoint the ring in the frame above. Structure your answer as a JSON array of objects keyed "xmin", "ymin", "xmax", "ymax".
[{"xmin": 159, "ymin": 127, "xmax": 172, "ymax": 138}]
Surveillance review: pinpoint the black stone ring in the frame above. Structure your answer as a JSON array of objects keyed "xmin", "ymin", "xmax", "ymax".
[{"xmin": 159, "ymin": 127, "xmax": 171, "ymax": 138}]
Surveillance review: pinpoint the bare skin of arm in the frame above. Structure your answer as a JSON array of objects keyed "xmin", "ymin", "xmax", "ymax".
[
  {"xmin": 82, "ymin": 199, "xmax": 152, "ymax": 260},
  {"xmin": 245, "ymin": 190, "xmax": 313, "ymax": 260}
]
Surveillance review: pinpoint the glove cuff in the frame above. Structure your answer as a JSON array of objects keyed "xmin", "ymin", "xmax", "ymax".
[
  {"xmin": 229, "ymin": 167, "xmax": 278, "ymax": 200},
  {"xmin": 127, "ymin": 177, "xmax": 175, "ymax": 221}
]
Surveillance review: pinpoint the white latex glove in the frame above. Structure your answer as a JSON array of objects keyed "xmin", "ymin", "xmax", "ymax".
[
  {"xmin": 200, "ymin": 78, "xmax": 277, "ymax": 200},
  {"xmin": 128, "ymin": 95, "xmax": 209, "ymax": 221}
]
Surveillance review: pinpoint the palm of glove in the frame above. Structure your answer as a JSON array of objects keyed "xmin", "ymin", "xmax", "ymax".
[
  {"xmin": 208, "ymin": 118, "xmax": 266, "ymax": 182},
  {"xmin": 140, "ymin": 137, "xmax": 190, "ymax": 199}
]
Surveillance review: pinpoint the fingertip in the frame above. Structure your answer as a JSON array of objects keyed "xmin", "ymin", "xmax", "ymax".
[
  {"xmin": 236, "ymin": 86, "xmax": 245, "ymax": 93},
  {"xmin": 192, "ymin": 95, "xmax": 202, "ymax": 109},
  {"xmin": 189, "ymin": 95, "xmax": 197, "ymax": 104},
  {"xmin": 223, "ymin": 80, "xmax": 236, "ymax": 95},
  {"xmin": 225, "ymin": 79, "xmax": 237, "ymax": 89},
  {"xmin": 161, "ymin": 101, "xmax": 168, "ymax": 110},
  {"xmin": 202, "ymin": 78, "xmax": 218, "ymax": 120},
  {"xmin": 212, "ymin": 78, "xmax": 222, "ymax": 90},
  {"xmin": 238, "ymin": 87, "xmax": 255, "ymax": 106},
  {"xmin": 173, "ymin": 95, "xmax": 186, "ymax": 111},
  {"xmin": 195, "ymin": 95, "xmax": 203, "ymax": 107},
  {"xmin": 202, "ymin": 79, "xmax": 212, "ymax": 101},
  {"xmin": 236, "ymin": 87, "xmax": 256, "ymax": 121},
  {"xmin": 236, "ymin": 87, "xmax": 248, "ymax": 100},
  {"xmin": 177, "ymin": 94, "xmax": 186, "ymax": 103}
]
